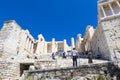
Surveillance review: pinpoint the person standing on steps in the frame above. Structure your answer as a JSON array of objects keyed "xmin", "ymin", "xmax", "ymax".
[
  {"xmin": 71, "ymin": 48, "xmax": 78, "ymax": 67},
  {"xmin": 63, "ymin": 52, "xmax": 66, "ymax": 59},
  {"xmin": 51, "ymin": 52, "xmax": 55, "ymax": 60},
  {"xmin": 88, "ymin": 51, "xmax": 93, "ymax": 63}
]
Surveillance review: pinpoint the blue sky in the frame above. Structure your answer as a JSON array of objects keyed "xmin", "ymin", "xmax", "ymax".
[{"xmin": 0, "ymin": 0, "xmax": 97, "ymax": 45}]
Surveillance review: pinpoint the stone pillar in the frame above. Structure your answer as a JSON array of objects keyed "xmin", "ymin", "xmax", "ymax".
[
  {"xmin": 44, "ymin": 42, "xmax": 47, "ymax": 54},
  {"xmin": 30, "ymin": 41, "xmax": 32, "ymax": 52},
  {"xmin": 52, "ymin": 38, "xmax": 55, "ymax": 52},
  {"xmin": 100, "ymin": 6, "xmax": 106, "ymax": 18},
  {"xmin": 108, "ymin": 4, "xmax": 115, "ymax": 15},
  {"xmin": 63, "ymin": 39, "xmax": 67, "ymax": 53},
  {"xmin": 76, "ymin": 34, "xmax": 82, "ymax": 52},
  {"xmin": 71, "ymin": 37, "xmax": 75, "ymax": 49},
  {"xmin": 25, "ymin": 37, "xmax": 29, "ymax": 50},
  {"xmin": 116, "ymin": 1, "xmax": 120, "ymax": 8},
  {"xmin": 18, "ymin": 31, "xmax": 27, "ymax": 54},
  {"xmin": 27, "ymin": 39, "xmax": 30, "ymax": 51},
  {"xmin": 30, "ymin": 42, "xmax": 33, "ymax": 53},
  {"xmin": 23, "ymin": 33, "xmax": 27, "ymax": 49},
  {"xmin": 28, "ymin": 39, "xmax": 31, "ymax": 52}
]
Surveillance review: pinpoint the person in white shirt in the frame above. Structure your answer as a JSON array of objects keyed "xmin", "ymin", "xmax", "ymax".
[{"xmin": 72, "ymin": 48, "xmax": 78, "ymax": 67}]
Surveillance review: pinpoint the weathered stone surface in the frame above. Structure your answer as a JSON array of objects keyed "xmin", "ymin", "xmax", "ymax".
[
  {"xmin": 0, "ymin": 20, "xmax": 72, "ymax": 79},
  {"xmin": 0, "ymin": 0, "xmax": 120, "ymax": 80},
  {"xmin": 0, "ymin": 61, "xmax": 20, "ymax": 80},
  {"xmin": 24, "ymin": 63, "xmax": 120, "ymax": 80}
]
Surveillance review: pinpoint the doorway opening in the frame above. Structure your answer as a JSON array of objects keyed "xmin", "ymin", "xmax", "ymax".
[{"xmin": 20, "ymin": 63, "xmax": 33, "ymax": 76}]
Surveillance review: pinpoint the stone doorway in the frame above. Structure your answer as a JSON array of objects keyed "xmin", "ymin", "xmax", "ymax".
[{"xmin": 20, "ymin": 63, "xmax": 33, "ymax": 76}]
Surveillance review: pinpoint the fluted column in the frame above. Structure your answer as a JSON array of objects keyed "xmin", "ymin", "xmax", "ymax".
[
  {"xmin": 25, "ymin": 37, "xmax": 29, "ymax": 50},
  {"xmin": 30, "ymin": 42, "xmax": 33, "ymax": 53},
  {"xmin": 24, "ymin": 34, "xmax": 27, "ymax": 49},
  {"xmin": 71, "ymin": 37, "xmax": 75, "ymax": 49},
  {"xmin": 100, "ymin": 6, "xmax": 106, "ymax": 18},
  {"xmin": 44, "ymin": 42, "xmax": 47, "ymax": 54},
  {"xmin": 63, "ymin": 39, "xmax": 67, "ymax": 53},
  {"xmin": 108, "ymin": 4, "xmax": 115, "ymax": 15},
  {"xmin": 76, "ymin": 34, "xmax": 81, "ymax": 51},
  {"xmin": 52, "ymin": 38, "xmax": 55, "ymax": 52},
  {"xmin": 116, "ymin": 1, "xmax": 120, "ymax": 8},
  {"xmin": 28, "ymin": 40, "xmax": 32, "ymax": 52}
]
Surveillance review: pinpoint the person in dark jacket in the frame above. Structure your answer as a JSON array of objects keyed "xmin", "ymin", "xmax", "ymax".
[
  {"xmin": 88, "ymin": 51, "xmax": 93, "ymax": 63},
  {"xmin": 52, "ymin": 52, "xmax": 55, "ymax": 60},
  {"xmin": 63, "ymin": 52, "xmax": 66, "ymax": 59}
]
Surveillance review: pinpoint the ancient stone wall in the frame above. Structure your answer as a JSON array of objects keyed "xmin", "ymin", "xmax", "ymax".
[
  {"xmin": 91, "ymin": 0, "xmax": 120, "ymax": 60},
  {"xmin": 0, "ymin": 20, "xmax": 36, "ymax": 80},
  {"xmin": 83, "ymin": 26, "xmax": 95, "ymax": 52},
  {"xmin": 0, "ymin": 20, "xmax": 21, "ymax": 60},
  {"xmin": 0, "ymin": 61, "xmax": 20, "ymax": 80},
  {"xmin": 34, "ymin": 35, "xmax": 71, "ymax": 55},
  {"xmin": 101, "ymin": 17, "xmax": 120, "ymax": 60},
  {"xmin": 18, "ymin": 29, "xmax": 35, "ymax": 58},
  {"xmin": 23, "ymin": 63, "xmax": 117, "ymax": 80},
  {"xmin": 91, "ymin": 25, "xmax": 110, "ymax": 59}
]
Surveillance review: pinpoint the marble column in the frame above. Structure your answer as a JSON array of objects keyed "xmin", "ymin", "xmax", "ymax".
[
  {"xmin": 25, "ymin": 37, "xmax": 29, "ymax": 50},
  {"xmin": 108, "ymin": 4, "xmax": 115, "ymax": 15},
  {"xmin": 76, "ymin": 34, "xmax": 81, "ymax": 51},
  {"xmin": 24, "ymin": 33, "xmax": 27, "ymax": 49},
  {"xmin": 100, "ymin": 6, "xmax": 106, "ymax": 18},
  {"xmin": 30, "ymin": 42, "xmax": 33, "ymax": 53},
  {"xmin": 63, "ymin": 39, "xmax": 67, "ymax": 53},
  {"xmin": 116, "ymin": 1, "xmax": 120, "ymax": 8},
  {"xmin": 52, "ymin": 38, "xmax": 55, "ymax": 53},
  {"xmin": 44, "ymin": 42, "xmax": 47, "ymax": 54},
  {"xmin": 71, "ymin": 37, "xmax": 75, "ymax": 49},
  {"xmin": 28, "ymin": 40, "xmax": 32, "ymax": 52}
]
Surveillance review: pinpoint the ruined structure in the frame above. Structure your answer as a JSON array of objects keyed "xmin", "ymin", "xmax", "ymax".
[
  {"xmin": 78, "ymin": 0, "xmax": 120, "ymax": 61},
  {"xmin": 93, "ymin": 0, "xmax": 120, "ymax": 61},
  {"xmin": 0, "ymin": 20, "xmax": 74, "ymax": 79},
  {"xmin": 81, "ymin": 26, "xmax": 95, "ymax": 53},
  {"xmin": 0, "ymin": 0, "xmax": 120, "ymax": 80}
]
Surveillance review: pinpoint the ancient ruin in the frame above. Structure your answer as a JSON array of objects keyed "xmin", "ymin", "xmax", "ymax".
[
  {"xmin": 0, "ymin": 0, "xmax": 120, "ymax": 80},
  {"xmin": 82, "ymin": 0, "xmax": 120, "ymax": 61}
]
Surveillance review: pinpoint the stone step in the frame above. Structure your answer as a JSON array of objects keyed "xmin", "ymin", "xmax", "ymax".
[
  {"xmin": 0, "ymin": 31, "xmax": 10, "ymax": 35},
  {"xmin": 0, "ymin": 37, "xmax": 8, "ymax": 40},
  {"xmin": 0, "ymin": 34, "xmax": 10, "ymax": 37},
  {"xmin": 1, "ymin": 53, "xmax": 12, "ymax": 60},
  {"xmin": 0, "ymin": 39, "xmax": 5, "ymax": 42},
  {"xmin": 0, "ymin": 34, "xmax": 10, "ymax": 36},
  {"xmin": 0, "ymin": 30, "xmax": 11, "ymax": 32},
  {"xmin": 0, "ymin": 47, "xmax": 3, "ymax": 49},
  {"xmin": 1, "ymin": 27, "xmax": 13, "ymax": 31},
  {"xmin": 1, "ymin": 32, "xmax": 10, "ymax": 36}
]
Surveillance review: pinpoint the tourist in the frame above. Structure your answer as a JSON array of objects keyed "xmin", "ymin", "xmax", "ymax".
[
  {"xmin": 51, "ymin": 52, "xmax": 55, "ymax": 60},
  {"xmin": 59, "ymin": 49, "xmax": 64, "ymax": 57},
  {"xmin": 34, "ymin": 54, "xmax": 38, "ymax": 59},
  {"xmin": 63, "ymin": 52, "xmax": 66, "ymax": 59},
  {"xmin": 101, "ymin": 67, "xmax": 108, "ymax": 76},
  {"xmin": 71, "ymin": 48, "xmax": 78, "ymax": 67},
  {"xmin": 88, "ymin": 51, "xmax": 93, "ymax": 63},
  {"xmin": 97, "ymin": 70, "xmax": 107, "ymax": 80}
]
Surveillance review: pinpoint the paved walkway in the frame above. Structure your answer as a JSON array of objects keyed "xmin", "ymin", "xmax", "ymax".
[
  {"xmin": 34, "ymin": 55, "xmax": 111, "ymax": 69},
  {"xmin": 55, "ymin": 58, "xmax": 109, "ymax": 68}
]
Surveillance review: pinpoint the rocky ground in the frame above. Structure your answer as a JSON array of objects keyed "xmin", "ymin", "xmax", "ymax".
[{"xmin": 22, "ymin": 56, "xmax": 120, "ymax": 80}]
